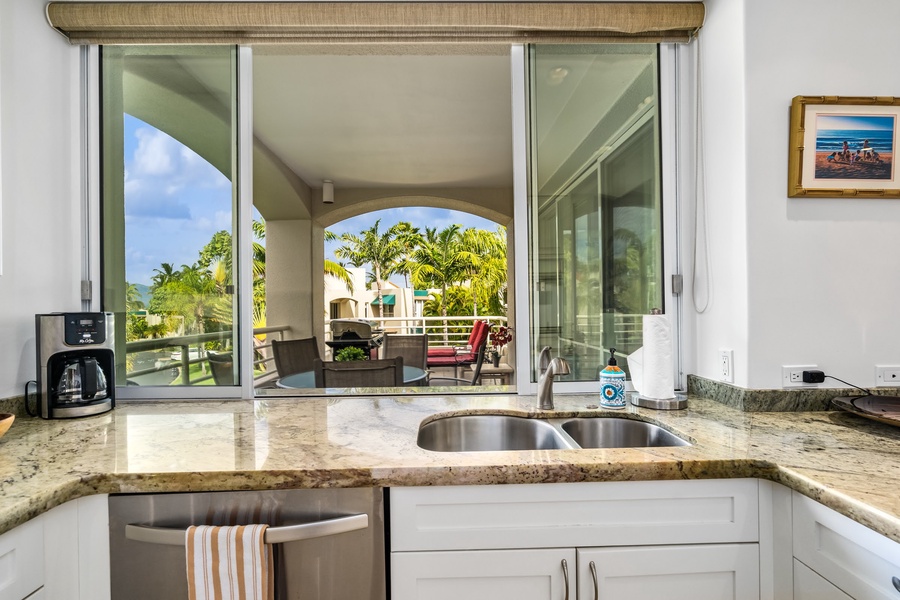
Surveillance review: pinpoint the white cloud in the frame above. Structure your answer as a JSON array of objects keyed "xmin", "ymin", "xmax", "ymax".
[{"xmin": 133, "ymin": 128, "xmax": 176, "ymax": 176}]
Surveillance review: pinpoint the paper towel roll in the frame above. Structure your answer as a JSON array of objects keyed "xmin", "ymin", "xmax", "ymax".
[{"xmin": 641, "ymin": 314, "xmax": 675, "ymax": 400}]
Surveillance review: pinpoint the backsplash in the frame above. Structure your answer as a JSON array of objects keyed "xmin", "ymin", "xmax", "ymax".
[
  {"xmin": 688, "ymin": 375, "xmax": 899, "ymax": 411},
  {"xmin": 0, "ymin": 395, "xmax": 27, "ymax": 418}
]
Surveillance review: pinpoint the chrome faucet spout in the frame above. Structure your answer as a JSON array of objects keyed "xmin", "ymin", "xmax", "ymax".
[
  {"xmin": 537, "ymin": 349, "xmax": 570, "ymax": 410},
  {"xmin": 538, "ymin": 346, "xmax": 552, "ymax": 375}
]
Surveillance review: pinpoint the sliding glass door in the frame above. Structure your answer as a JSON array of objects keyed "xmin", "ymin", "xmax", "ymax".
[
  {"xmin": 100, "ymin": 46, "xmax": 241, "ymax": 395},
  {"xmin": 528, "ymin": 45, "xmax": 664, "ymax": 383}
]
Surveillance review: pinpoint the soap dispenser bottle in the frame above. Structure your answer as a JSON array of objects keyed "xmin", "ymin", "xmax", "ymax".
[{"xmin": 599, "ymin": 348, "xmax": 626, "ymax": 409}]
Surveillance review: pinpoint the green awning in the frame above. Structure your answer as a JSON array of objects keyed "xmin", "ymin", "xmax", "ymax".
[
  {"xmin": 371, "ymin": 294, "xmax": 396, "ymax": 306},
  {"xmin": 414, "ymin": 290, "xmax": 429, "ymax": 297}
]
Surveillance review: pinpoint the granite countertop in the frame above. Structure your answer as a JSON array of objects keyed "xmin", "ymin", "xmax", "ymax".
[{"xmin": 1, "ymin": 393, "xmax": 899, "ymax": 544}]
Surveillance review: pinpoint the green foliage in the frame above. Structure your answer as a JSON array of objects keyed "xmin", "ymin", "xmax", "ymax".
[
  {"xmin": 138, "ymin": 220, "xmax": 268, "ymax": 344},
  {"xmin": 335, "ymin": 346, "xmax": 366, "ymax": 361}
]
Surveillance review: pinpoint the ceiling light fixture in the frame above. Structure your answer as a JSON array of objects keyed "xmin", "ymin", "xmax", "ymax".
[
  {"xmin": 546, "ymin": 66, "xmax": 569, "ymax": 86},
  {"xmin": 323, "ymin": 180, "xmax": 334, "ymax": 204}
]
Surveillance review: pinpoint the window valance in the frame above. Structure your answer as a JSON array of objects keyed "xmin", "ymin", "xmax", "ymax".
[{"xmin": 46, "ymin": 2, "xmax": 705, "ymax": 45}]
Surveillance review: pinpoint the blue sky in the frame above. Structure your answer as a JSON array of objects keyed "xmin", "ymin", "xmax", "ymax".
[
  {"xmin": 817, "ymin": 115, "xmax": 895, "ymax": 131},
  {"xmin": 123, "ymin": 116, "xmax": 499, "ymax": 286}
]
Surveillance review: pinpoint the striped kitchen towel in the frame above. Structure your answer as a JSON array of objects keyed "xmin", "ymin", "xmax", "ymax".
[{"xmin": 186, "ymin": 524, "xmax": 274, "ymax": 600}]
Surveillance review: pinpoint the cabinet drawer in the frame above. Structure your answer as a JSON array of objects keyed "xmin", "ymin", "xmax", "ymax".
[
  {"xmin": 793, "ymin": 492, "xmax": 900, "ymax": 600},
  {"xmin": 0, "ymin": 518, "xmax": 44, "ymax": 600},
  {"xmin": 794, "ymin": 559, "xmax": 851, "ymax": 600},
  {"xmin": 391, "ymin": 479, "xmax": 759, "ymax": 551}
]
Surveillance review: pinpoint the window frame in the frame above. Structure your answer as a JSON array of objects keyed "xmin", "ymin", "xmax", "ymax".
[
  {"xmin": 512, "ymin": 43, "xmax": 681, "ymax": 395},
  {"xmin": 89, "ymin": 43, "xmax": 682, "ymax": 400}
]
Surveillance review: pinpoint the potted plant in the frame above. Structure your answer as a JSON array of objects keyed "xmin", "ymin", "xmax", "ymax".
[
  {"xmin": 335, "ymin": 346, "xmax": 367, "ymax": 362},
  {"xmin": 487, "ymin": 326, "xmax": 513, "ymax": 368}
]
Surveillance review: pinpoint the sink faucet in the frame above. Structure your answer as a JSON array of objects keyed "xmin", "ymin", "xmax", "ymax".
[{"xmin": 537, "ymin": 346, "xmax": 570, "ymax": 410}]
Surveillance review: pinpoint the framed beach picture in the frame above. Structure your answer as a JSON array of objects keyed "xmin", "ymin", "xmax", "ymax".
[{"xmin": 788, "ymin": 96, "xmax": 900, "ymax": 198}]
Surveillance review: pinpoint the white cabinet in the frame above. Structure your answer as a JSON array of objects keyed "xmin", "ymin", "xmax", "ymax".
[
  {"xmin": 391, "ymin": 480, "xmax": 760, "ymax": 600},
  {"xmin": 0, "ymin": 495, "xmax": 109, "ymax": 600},
  {"xmin": 0, "ymin": 517, "xmax": 44, "ymax": 600},
  {"xmin": 578, "ymin": 544, "xmax": 759, "ymax": 600},
  {"xmin": 392, "ymin": 544, "xmax": 759, "ymax": 600},
  {"xmin": 792, "ymin": 492, "xmax": 900, "ymax": 600},
  {"xmin": 392, "ymin": 548, "xmax": 576, "ymax": 600}
]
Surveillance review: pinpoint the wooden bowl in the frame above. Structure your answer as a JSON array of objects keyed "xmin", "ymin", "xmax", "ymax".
[{"xmin": 0, "ymin": 414, "xmax": 14, "ymax": 439}]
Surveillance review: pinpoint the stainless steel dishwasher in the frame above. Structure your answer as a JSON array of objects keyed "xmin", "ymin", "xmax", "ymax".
[{"xmin": 108, "ymin": 488, "xmax": 386, "ymax": 600}]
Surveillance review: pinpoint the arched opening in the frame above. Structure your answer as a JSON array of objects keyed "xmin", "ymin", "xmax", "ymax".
[{"xmin": 253, "ymin": 46, "xmax": 517, "ymax": 393}]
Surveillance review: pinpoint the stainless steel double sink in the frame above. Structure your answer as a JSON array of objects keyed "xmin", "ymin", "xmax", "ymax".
[{"xmin": 417, "ymin": 414, "xmax": 690, "ymax": 452}]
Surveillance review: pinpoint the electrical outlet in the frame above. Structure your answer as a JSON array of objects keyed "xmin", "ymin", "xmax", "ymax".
[
  {"xmin": 782, "ymin": 365, "xmax": 818, "ymax": 388},
  {"xmin": 875, "ymin": 365, "xmax": 900, "ymax": 387},
  {"xmin": 719, "ymin": 349, "xmax": 734, "ymax": 383}
]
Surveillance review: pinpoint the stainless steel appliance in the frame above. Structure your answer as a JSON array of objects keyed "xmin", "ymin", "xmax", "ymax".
[
  {"xmin": 327, "ymin": 318, "xmax": 384, "ymax": 356},
  {"xmin": 35, "ymin": 312, "xmax": 115, "ymax": 419},
  {"xmin": 108, "ymin": 488, "xmax": 386, "ymax": 600}
]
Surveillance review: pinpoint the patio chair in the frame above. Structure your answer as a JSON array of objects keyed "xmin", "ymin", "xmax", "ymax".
[
  {"xmin": 313, "ymin": 357, "xmax": 404, "ymax": 388},
  {"xmin": 382, "ymin": 334, "xmax": 429, "ymax": 383},
  {"xmin": 426, "ymin": 320, "xmax": 485, "ymax": 358},
  {"xmin": 428, "ymin": 341, "xmax": 488, "ymax": 387},
  {"xmin": 206, "ymin": 350, "xmax": 234, "ymax": 385},
  {"xmin": 272, "ymin": 337, "xmax": 321, "ymax": 378}
]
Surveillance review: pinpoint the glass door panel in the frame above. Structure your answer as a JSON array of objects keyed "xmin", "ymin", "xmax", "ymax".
[
  {"xmin": 101, "ymin": 46, "xmax": 239, "ymax": 391},
  {"xmin": 529, "ymin": 44, "xmax": 662, "ymax": 383}
]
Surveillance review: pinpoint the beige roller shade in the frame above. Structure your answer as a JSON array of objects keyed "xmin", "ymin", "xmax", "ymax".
[{"xmin": 46, "ymin": 2, "xmax": 704, "ymax": 45}]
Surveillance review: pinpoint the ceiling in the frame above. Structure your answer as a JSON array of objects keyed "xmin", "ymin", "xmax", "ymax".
[
  {"xmin": 160, "ymin": 46, "xmax": 653, "ymax": 204},
  {"xmin": 252, "ymin": 49, "xmax": 514, "ymax": 190}
]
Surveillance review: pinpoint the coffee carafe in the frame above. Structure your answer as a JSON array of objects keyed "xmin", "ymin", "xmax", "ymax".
[
  {"xmin": 56, "ymin": 357, "xmax": 109, "ymax": 404},
  {"xmin": 36, "ymin": 313, "xmax": 116, "ymax": 419}
]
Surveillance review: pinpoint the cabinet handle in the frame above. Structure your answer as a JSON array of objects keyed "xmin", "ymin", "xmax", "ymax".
[
  {"xmin": 892, "ymin": 576, "xmax": 900, "ymax": 593},
  {"xmin": 561, "ymin": 559, "xmax": 569, "ymax": 600},
  {"xmin": 590, "ymin": 561, "xmax": 599, "ymax": 600}
]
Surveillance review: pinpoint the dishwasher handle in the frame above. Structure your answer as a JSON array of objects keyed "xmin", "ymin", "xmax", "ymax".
[{"xmin": 125, "ymin": 513, "xmax": 369, "ymax": 546}]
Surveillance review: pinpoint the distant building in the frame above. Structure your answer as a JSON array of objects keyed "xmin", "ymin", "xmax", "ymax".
[{"xmin": 324, "ymin": 268, "xmax": 428, "ymax": 334}]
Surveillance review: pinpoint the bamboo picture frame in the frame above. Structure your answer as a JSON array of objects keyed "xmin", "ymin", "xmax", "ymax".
[{"xmin": 788, "ymin": 95, "xmax": 900, "ymax": 198}]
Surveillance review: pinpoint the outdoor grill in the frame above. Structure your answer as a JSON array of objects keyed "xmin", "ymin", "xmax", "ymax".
[{"xmin": 327, "ymin": 319, "xmax": 384, "ymax": 357}]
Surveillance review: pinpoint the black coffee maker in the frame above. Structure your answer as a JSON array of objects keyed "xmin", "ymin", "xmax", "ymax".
[{"xmin": 36, "ymin": 312, "xmax": 116, "ymax": 419}]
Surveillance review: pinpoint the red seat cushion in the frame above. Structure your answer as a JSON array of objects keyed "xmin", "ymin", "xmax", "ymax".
[
  {"xmin": 466, "ymin": 321, "xmax": 484, "ymax": 347},
  {"xmin": 427, "ymin": 347, "xmax": 456, "ymax": 357},
  {"xmin": 427, "ymin": 355, "xmax": 460, "ymax": 367},
  {"xmin": 457, "ymin": 323, "xmax": 491, "ymax": 365}
]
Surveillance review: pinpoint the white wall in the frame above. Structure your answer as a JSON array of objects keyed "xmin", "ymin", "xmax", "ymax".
[
  {"xmin": 690, "ymin": 0, "xmax": 750, "ymax": 386},
  {"xmin": 698, "ymin": 0, "xmax": 900, "ymax": 389},
  {"xmin": 0, "ymin": 0, "xmax": 82, "ymax": 399}
]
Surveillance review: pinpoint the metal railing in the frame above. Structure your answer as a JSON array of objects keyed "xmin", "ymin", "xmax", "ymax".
[
  {"xmin": 325, "ymin": 315, "xmax": 509, "ymax": 351},
  {"xmin": 124, "ymin": 325, "xmax": 290, "ymax": 387},
  {"xmin": 124, "ymin": 317, "xmax": 512, "ymax": 387}
]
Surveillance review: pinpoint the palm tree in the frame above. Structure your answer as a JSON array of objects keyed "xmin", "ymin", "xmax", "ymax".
[
  {"xmin": 324, "ymin": 230, "xmax": 354, "ymax": 293},
  {"xmin": 460, "ymin": 227, "xmax": 507, "ymax": 317},
  {"xmin": 125, "ymin": 282, "xmax": 145, "ymax": 312},
  {"xmin": 150, "ymin": 263, "xmax": 178, "ymax": 290},
  {"xmin": 391, "ymin": 222, "xmax": 423, "ymax": 287},
  {"xmin": 409, "ymin": 224, "xmax": 477, "ymax": 342},
  {"xmin": 333, "ymin": 219, "xmax": 406, "ymax": 314}
]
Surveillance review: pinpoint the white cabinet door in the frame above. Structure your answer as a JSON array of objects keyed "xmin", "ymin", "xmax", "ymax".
[
  {"xmin": 0, "ymin": 517, "xmax": 44, "ymax": 600},
  {"xmin": 577, "ymin": 543, "xmax": 760, "ymax": 600},
  {"xmin": 41, "ymin": 501, "xmax": 78, "ymax": 600},
  {"xmin": 793, "ymin": 492, "xmax": 900, "ymax": 600},
  {"xmin": 76, "ymin": 495, "xmax": 110, "ymax": 600},
  {"xmin": 793, "ymin": 559, "xmax": 851, "ymax": 600},
  {"xmin": 392, "ymin": 548, "xmax": 576, "ymax": 600}
]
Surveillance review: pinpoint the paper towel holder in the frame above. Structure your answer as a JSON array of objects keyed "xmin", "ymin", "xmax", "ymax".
[{"xmin": 630, "ymin": 391, "xmax": 688, "ymax": 410}]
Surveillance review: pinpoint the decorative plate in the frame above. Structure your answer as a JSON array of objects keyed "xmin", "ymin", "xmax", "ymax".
[{"xmin": 832, "ymin": 395, "xmax": 900, "ymax": 428}]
